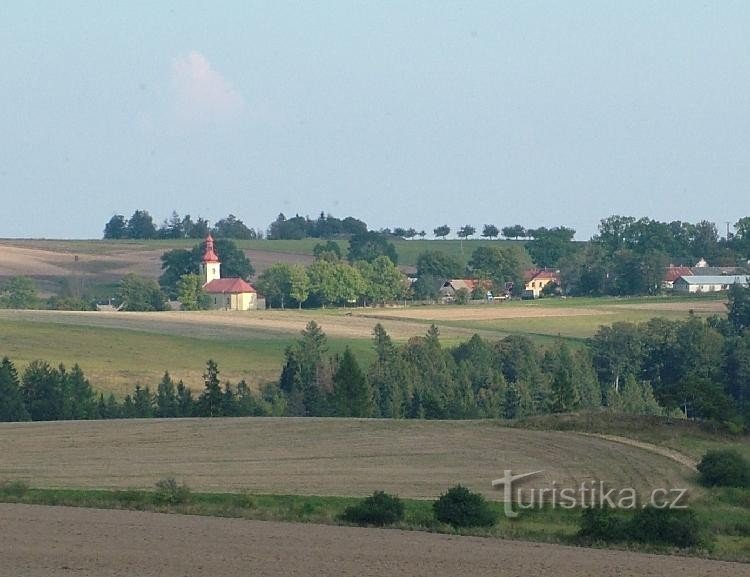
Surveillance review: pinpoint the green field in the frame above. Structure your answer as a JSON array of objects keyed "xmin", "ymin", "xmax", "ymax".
[{"xmin": 0, "ymin": 295, "xmax": 725, "ymax": 395}]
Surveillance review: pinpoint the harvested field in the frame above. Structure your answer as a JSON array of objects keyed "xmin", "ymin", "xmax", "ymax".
[
  {"xmin": 0, "ymin": 418, "xmax": 694, "ymax": 499},
  {"xmin": 353, "ymin": 303, "xmax": 612, "ymax": 321},
  {"xmin": 1, "ymin": 504, "xmax": 745, "ymax": 577}
]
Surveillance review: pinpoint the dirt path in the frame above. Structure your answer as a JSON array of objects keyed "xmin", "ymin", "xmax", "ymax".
[
  {"xmin": 1, "ymin": 504, "xmax": 745, "ymax": 577},
  {"xmin": 585, "ymin": 433, "xmax": 699, "ymax": 471}
]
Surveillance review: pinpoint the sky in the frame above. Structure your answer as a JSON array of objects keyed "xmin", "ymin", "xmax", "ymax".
[{"xmin": 1, "ymin": 1, "xmax": 748, "ymax": 240}]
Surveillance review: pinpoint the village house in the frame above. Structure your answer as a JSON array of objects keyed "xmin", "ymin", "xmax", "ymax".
[
  {"xmin": 200, "ymin": 234, "xmax": 261, "ymax": 310},
  {"xmin": 522, "ymin": 269, "xmax": 560, "ymax": 299},
  {"xmin": 439, "ymin": 279, "xmax": 494, "ymax": 302}
]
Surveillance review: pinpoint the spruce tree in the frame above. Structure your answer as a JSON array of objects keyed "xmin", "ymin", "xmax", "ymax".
[
  {"xmin": 156, "ymin": 371, "xmax": 178, "ymax": 417},
  {"xmin": 333, "ymin": 347, "xmax": 372, "ymax": 417},
  {"xmin": 199, "ymin": 359, "xmax": 223, "ymax": 417},
  {"xmin": 0, "ymin": 357, "xmax": 30, "ymax": 421}
]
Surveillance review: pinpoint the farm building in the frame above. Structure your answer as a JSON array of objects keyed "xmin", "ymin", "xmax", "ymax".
[
  {"xmin": 200, "ymin": 234, "xmax": 260, "ymax": 310},
  {"xmin": 664, "ymin": 259, "xmax": 747, "ymax": 290},
  {"xmin": 673, "ymin": 275, "xmax": 749, "ymax": 294},
  {"xmin": 439, "ymin": 279, "xmax": 492, "ymax": 301}
]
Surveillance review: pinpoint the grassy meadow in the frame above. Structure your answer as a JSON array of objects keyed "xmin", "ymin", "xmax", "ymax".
[{"xmin": 0, "ymin": 295, "xmax": 726, "ymax": 395}]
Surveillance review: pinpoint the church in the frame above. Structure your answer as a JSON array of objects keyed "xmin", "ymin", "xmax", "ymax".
[{"xmin": 200, "ymin": 234, "xmax": 261, "ymax": 310}]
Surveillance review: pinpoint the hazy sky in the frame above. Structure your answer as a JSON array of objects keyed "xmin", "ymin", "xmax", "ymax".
[{"xmin": 1, "ymin": 2, "xmax": 748, "ymax": 239}]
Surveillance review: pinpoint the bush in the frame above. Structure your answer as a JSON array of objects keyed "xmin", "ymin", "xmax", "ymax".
[
  {"xmin": 578, "ymin": 506, "xmax": 627, "ymax": 542},
  {"xmin": 433, "ymin": 485, "xmax": 496, "ymax": 528},
  {"xmin": 578, "ymin": 506, "xmax": 707, "ymax": 549},
  {"xmin": 341, "ymin": 491, "xmax": 405, "ymax": 526},
  {"xmin": 153, "ymin": 477, "xmax": 191, "ymax": 505},
  {"xmin": 0, "ymin": 480, "xmax": 29, "ymax": 498},
  {"xmin": 698, "ymin": 450, "xmax": 750, "ymax": 488},
  {"xmin": 628, "ymin": 506, "xmax": 705, "ymax": 549}
]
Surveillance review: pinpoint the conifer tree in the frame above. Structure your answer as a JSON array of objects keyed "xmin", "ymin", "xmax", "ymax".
[
  {"xmin": 0, "ymin": 357, "xmax": 29, "ymax": 421},
  {"xmin": 199, "ymin": 359, "xmax": 223, "ymax": 417},
  {"xmin": 156, "ymin": 371, "xmax": 178, "ymax": 417},
  {"xmin": 333, "ymin": 347, "xmax": 372, "ymax": 417}
]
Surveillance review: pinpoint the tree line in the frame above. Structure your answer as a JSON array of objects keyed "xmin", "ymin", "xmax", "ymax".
[
  {"xmin": 103, "ymin": 211, "xmax": 263, "ymax": 240},
  {"xmin": 3, "ymin": 287, "xmax": 748, "ymax": 426}
]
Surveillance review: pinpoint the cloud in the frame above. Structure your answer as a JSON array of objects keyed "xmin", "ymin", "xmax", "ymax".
[{"xmin": 171, "ymin": 51, "xmax": 244, "ymax": 121}]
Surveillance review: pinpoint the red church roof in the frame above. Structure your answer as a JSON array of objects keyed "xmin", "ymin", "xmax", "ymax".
[
  {"xmin": 203, "ymin": 278, "xmax": 256, "ymax": 294},
  {"xmin": 202, "ymin": 234, "xmax": 220, "ymax": 263}
]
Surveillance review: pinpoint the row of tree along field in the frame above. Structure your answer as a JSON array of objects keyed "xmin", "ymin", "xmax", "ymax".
[{"xmin": 2, "ymin": 290, "xmax": 749, "ymax": 428}]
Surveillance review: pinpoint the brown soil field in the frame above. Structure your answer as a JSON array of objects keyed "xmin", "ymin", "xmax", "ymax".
[
  {"xmin": 0, "ymin": 240, "xmax": 310, "ymax": 283},
  {"xmin": 0, "ymin": 418, "xmax": 694, "ymax": 499},
  {"xmin": 2, "ymin": 504, "xmax": 745, "ymax": 577}
]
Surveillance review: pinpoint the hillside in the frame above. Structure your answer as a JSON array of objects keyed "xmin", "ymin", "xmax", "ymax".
[
  {"xmin": 0, "ymin": 418, "xmax": 695, "ymax": 498},
  {"xmin": 0, "ymin": 238, "xmax": 531, "ymax": 294}
]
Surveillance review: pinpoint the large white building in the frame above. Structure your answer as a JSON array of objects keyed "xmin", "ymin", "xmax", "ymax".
[{"xmin": 673, "ymin": 275, "xmax": 749, "ymax": 294}]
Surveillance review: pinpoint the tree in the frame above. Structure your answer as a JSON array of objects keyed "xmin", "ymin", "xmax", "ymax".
[
  {"xmin": 0, "ymin": 358, "xmax": 29, "ymax": 421},
  {"xmin": 415, "ymin": 251, "xmax": 462, "ymax": 279},
  {"xmin": 176, "ymin": 274, "xmax": 209, "ymax": 310},
  {"xmin": 550, "ymin": 342, "xmax": 578, "ymax": 413},
  {"xmin": 176, "ymin": 381, "xmax": 194, "ymax": 417},
  {"xmin": 727, "ymin": 283, "xmax": 750, "ymax": 335},
  {"xmin": 257, "ymin": 263, "xmax": 294, "ymax": 309},
  {"xmin": 457, "ymin": 225, "xmax": 476, "ymax": 240},
  {"xmin": 103, "ymin": 214, "xmax": 128, "ymax": 239},
  {"xmin": 159, "ymin": 249, "xmax": 198, "ymax": 297},
  {"xmin": 63, "ymin": 364, "xmax": 96, "ymax": 419},
  {"xmin": 156, "ymin": 372, "xmax": 178, "ymax": 418},
  {"xmin": 467, "ymin": 246, "xmax": 522, "ymax": 292},
  {"xmin": 481, "ymin": 224, "xmax": 499, "ymax": 239},
  {"xmin": 132, "ymin": 384, "xmax": 154, "ymax": 418},
  {"xmin": 333, "ymin": 347, "xmax": 371, "ymax": 417},
  {"xmin": 117, "ymin": 274, "xmax": 169, "ymax": 311},
  {"xmin": 356, "ymin": 256, "xmax": 407, "ymax": 305},
  {"xmin": 213, "ymin": 214, "xmax": 257, "ymax": 239},
  {"xmin": 22, "ymin": 360, "xmax": 63, "ymax": 421},
  {"xmin": 198, "ymin": 360, "xmax": 223, "ymax": 417},
  {"xmin": 347, "ymin": 231, "xmax": 398, "ymax": 265},
  {"xmin": 313, "ymin": 240, "xmax": 342, "ymax": 262},
  {"xmin": 433, "ymin": 225, "xmax": 450, "ymax": 239},
  {"xmin": 0, "ymin": 276, "xmax": 39, "ymax": 309},
  {"xmin": 126, "ymin": 210, "xmax": 157, "ymax": 239},
  {"xmin": 525, "ymin": 226, "xmax": 576, "ymax": 268},
  {"xmin": 288, "ymin": 265, "xmax": 310, "ymax": 308},
  {"xmin": 501, "ymin": 225, "xmax": 526, "ymax": 239}
]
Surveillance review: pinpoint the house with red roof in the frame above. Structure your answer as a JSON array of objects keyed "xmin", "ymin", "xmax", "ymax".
[
  {"xmin": 200, "ymin": 235, "xmax": 260, "ymax": 310},
  {"xmin": 523, "ymin": 269, "xmax": 560, "ymax": 298}
]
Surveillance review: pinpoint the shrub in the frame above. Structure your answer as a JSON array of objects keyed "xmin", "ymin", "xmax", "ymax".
[
  {"xmin": 153, "ymin": 477, "xmax": 191, "ymax": 505},
  {"xmin": 697, "ymin": 450, "xmax": 750, "ymax": 488},
  {"xmin": 0, "ymin": 480, "xmax": 29, "ymax": 498},
  {"xmin": 578, "ymin": 506, "xmax": 627, "ymax": 542},
  {"xmin": 628, "ymin": 506, "xmax": 705, "ymax": 549},
  {"xmin": 433, "ymin": 485, "xmax": 496, "ymax": 528},
  {"xmin": 341, "ymin": 491, "xmax": 405, "ymax": 526},
  {"xmin": 578, "ymin": 506, "xmax": 707, "ymax": 549}
]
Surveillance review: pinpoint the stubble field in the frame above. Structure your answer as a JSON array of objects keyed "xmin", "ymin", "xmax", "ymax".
[{"xmin": 0, "ymin": 418, "xmax": 695, "ymax": 498}]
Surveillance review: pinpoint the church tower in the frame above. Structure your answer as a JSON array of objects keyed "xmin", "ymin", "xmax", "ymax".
[{"xmin": 200, "ymin": 234, "xmax": 221, "ymax": 285}]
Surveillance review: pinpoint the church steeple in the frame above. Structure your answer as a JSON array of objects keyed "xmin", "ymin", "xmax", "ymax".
[{"xmin": 200, "ymin": 234, "xmax": 221, "ymax": 284}]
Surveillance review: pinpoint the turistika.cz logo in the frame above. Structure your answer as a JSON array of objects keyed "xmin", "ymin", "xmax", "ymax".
[{"xmin": 491, "ymin": 470, "xmax": 689, "ymax": 518}]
